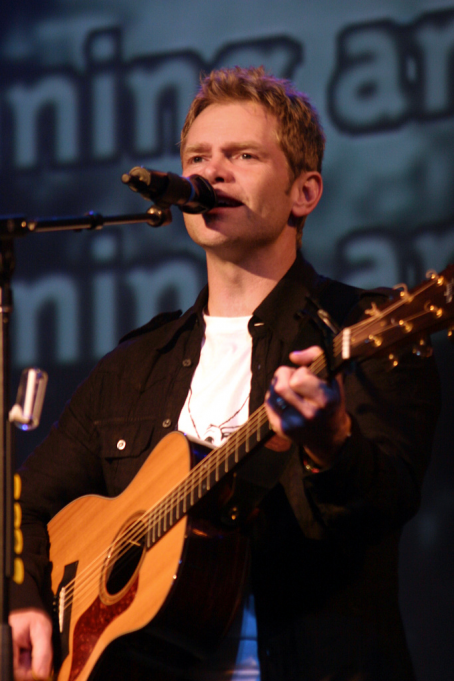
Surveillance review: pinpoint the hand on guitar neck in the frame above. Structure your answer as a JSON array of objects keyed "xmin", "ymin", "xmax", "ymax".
[
  {"xmin": 9, "ymin": 609, "xmax": 53, "ymax": 681},
  {"xmin": 265, "ymin": 345, "xmax": 351, "ymax": 470}
]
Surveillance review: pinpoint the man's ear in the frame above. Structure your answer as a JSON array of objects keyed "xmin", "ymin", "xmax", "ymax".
[{"xmin": 290, "ymin": 171, "xmax": 323, "ymax": 218}]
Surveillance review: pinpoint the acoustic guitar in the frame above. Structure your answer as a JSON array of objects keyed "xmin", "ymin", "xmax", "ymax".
[{"xmin": 48, "ymin": 266, "xmax": 454, "ymax": 681}]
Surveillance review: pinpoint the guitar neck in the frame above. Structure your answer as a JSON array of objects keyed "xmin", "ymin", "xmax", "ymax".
[{"xmin": 144, "ymin": 403, "xmax": 271, "ymax": 548}]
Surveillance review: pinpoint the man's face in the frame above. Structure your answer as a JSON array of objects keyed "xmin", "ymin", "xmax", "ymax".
[{"xmin": 181, "ymin": 101, "xmax": 301, "ymax": 261}]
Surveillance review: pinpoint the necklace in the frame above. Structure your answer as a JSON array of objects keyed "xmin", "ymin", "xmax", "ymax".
[{"xmin": 186, "ymin": 387, "xmax": 249, "ymax": 443}]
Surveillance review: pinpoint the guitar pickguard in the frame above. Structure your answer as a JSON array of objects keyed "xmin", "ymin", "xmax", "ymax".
[{"xmin": 68, "ymin": 578, "xmax": 138, "ymax": 681}]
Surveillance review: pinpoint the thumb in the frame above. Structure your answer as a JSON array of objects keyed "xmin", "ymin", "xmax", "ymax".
[{"xmin": 30, "ymin": 615, "xmax": 53, "ymax": 680}]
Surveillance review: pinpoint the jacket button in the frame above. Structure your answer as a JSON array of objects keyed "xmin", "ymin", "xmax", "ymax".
[
  {"xmin": 162, "ymin": 419, "xmax": 172, "ymax": 428},
  {"xmin": 182, "ymin": 358, "xmax": 192, "ymax": 367},
  {"xmin": 117, "ymin": 439, "xmax": 126, "ymax": 450}
]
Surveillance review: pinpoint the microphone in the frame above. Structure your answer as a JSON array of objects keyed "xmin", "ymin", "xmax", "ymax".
[{"xmin": 121, "ymin": 167, "xmax": 217, "ymax": 214}]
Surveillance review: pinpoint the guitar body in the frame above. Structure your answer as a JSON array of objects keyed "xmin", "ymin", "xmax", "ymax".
[{"xmin": 48, "ymin": 432, "xmax": 249, "ymax": 681}]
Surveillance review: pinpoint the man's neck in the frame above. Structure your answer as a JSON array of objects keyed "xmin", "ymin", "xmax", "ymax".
[{"xmin": 205, "ymin": 249, "xmax": 297, "ymax": 317}]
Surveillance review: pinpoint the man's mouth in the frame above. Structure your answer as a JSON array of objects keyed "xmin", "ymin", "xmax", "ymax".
[{"xmin": 214, "ymin": 192, "xmax": 243, "ymax": 208}]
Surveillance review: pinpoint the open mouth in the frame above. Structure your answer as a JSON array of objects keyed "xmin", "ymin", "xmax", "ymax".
[{"xmin": 214, "ymin": 193, "xmax": 243, "ymax": 208}]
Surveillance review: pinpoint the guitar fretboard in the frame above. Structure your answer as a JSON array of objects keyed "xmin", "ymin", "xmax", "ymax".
[{"xmin": 144, "ymin": 403, "xmax": 274, "ymax": 548}]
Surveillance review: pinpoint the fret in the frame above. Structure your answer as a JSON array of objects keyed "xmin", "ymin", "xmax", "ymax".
[
  {"xmin": 227, "ymin": 450, "xmax": 235, "ymax": 472},
  {"xmin": 146, "ymin": 512, "xmax": 153, "ymax": 549},
  {"xmin": 165, "ymin": 507, "xmax": 172, "ymax": 531},
  {"xmin": 195, "ymin": 462, "xmax": 201, "ymax": 499},
  {"xmin": 223, "ymin": 448, "xmax": 229, "ymax": 474},
  {"xmin": 159, "ymin": 497, "xmax": 166, "ymax": 536},
  {"xmin": 182, "ymin": 491, "xmax": 190, "ymax": 516},
  {"xmin": 197, "ymin": 461, "xmax": 204, "ymax": 497},
  {"xmin": 169, "ymin": 488, "xmax": 176, "ymax": 527},
  {"xmin": 201, "ymin": 461, "xmax": 208, "ymax": 493},
  {"xmin": 182, "ymin": 475, "xmax": 188, "ymax": 513},
  {"xmin": 245, "ymin": 419, "xmax": 250, "ymax": 453},
  {"xmin": 215, "ymin": 458, "xmax": 220, "ymax": 482},
  {"xmin": 152, "ymin": 510, "xmax": 159, "ymax": 543},
  {"xmin": 205, "ymin": 459, "xmax": 211, "ymax": 491},
  {"xmin": 197, "ymin": 464, "xmax": 204, "ymax": 499},
  {"xmin": 208, "ymin": 467, "xmax": 217, "ymax": 491},
  {"xmin": 257, "ymin": 410, "xmax": 263, "ymax": 441},
  {"xmin": 162, "ymin": 492, "xmax": 168, "ymax": 533},
  {"xmin": 167, "ymin": 492, "xmax": 173, "ymax": 531}
]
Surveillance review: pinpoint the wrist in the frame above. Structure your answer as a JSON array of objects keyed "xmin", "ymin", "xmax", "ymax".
[{"xmin": 303, "ymin": 413, "xmax": 352, "ymax": 472}]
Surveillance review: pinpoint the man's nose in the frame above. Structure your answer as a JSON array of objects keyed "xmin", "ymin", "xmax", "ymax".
[{"xmin": 203, "ymin": 156, "xmax": 233, "ymax": 184}]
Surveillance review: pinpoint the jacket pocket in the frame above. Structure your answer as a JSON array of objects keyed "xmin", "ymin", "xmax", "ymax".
[{"xmin": 97, "ymin": 419, "xmax": 155, "ymax": 496}]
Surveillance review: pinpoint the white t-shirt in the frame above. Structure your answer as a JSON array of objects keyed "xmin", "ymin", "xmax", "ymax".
[
  {"xmin": 178, "ymin": 314, "xmax": 253, "ymax": 446},
  {"xmin": 178, "ymin": 313, "xmax": 260, "ymax": 680}
]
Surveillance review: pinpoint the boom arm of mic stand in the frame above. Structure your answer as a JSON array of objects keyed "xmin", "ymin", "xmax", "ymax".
[{"xmin": 0, "ymin": 206, "xmax": 173, "ymax": 236}]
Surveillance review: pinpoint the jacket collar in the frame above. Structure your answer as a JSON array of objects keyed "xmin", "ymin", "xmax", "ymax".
[
  {"xmin": 122, "ymin": 252, "xmax": 324, "ymax": 350},
  {"xmin": 251, "ymin": 252, "xmax": 325, "ymax": 343}
]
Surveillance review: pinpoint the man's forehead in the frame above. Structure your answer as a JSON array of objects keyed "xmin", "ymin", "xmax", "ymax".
[{"xmin": 183, "ymin": 101, "xmax": 279, "ymax": 148}]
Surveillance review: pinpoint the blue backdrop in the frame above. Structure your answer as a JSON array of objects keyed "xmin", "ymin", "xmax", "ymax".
[{"xmin": 2, "ymin": 2, "xmax": 454, "ymax": 678}]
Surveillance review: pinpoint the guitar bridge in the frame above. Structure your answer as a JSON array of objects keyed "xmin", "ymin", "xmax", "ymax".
[
  {"xmin": 54, "ymin": 561, "xmax": 79, "ymax": 664},
  {"xmin": 59, "ymin": 586, "xmax": 66, "ymax": 633}
]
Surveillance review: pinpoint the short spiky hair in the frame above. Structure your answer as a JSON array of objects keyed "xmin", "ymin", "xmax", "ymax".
[{"xmin": 180, "ymin": 66, "xmax": 325, "ymax": 243}]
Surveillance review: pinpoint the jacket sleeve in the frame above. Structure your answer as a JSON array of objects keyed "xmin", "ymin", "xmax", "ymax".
[{"xmin": 295, "ymin": 346, "xmax": 441, "ymax": 542}]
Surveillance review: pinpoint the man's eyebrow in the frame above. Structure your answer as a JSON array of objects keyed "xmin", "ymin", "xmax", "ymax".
[
  {"xmin": 229, "ymin": 141, "xmax": 262, "ymax": 149},
  {"xmin": 223, "ymin": 141, "xmax": 265, "ymax": 153},
  {"xmin": 183, "ymin": 143, "xmax": 211, "ymax": 156},
  {"xmin": 183, "ymin": 141, "xmax": 265, "ymax": 156}
]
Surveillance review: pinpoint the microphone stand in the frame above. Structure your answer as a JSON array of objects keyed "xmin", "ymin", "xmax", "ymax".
[
  {"xmin": 0, "ymin": 231, "xmax": 15, "ymax": 681},
  {"xmin": 0, "ymin": 203, "xmax": 172, "ymax": 681}
]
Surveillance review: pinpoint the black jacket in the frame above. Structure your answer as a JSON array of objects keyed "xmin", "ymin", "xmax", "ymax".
[{"xmin": 12, "ymin": 255, "xmax": 441, "ymax": 681}]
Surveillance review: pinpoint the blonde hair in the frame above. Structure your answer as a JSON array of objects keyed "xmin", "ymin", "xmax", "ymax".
[{"xmin": 181, "ymin": 66, "xmax": 325, "ymax": 245}]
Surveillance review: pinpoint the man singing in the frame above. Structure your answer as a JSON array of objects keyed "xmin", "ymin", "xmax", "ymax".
[{"xmin": 10, "ymin": 66, "xmax": 440, "ymax": 681}]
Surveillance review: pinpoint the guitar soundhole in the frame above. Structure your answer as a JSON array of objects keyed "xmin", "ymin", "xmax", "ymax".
[
  {"xmin": 101, "ymin": 514, "xmax": 146, "ymax": 604},
  {"xmin": 106, "ymin": 540, "xmax": 145, "ymax": 595}
]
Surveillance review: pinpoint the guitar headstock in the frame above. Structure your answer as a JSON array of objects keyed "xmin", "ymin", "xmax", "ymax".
[{"xmin": 344, "ymin": 265, "xmax": 454, "ymax": 365}]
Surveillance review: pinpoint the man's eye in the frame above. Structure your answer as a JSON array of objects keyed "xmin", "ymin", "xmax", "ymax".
[
  {"xmin": 190, "ymin": 156, "xmax": 203, "ymax": 163},
  {"xmin": 241, "ymin": 153, "xmax": 253, "ymax": 159}
]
